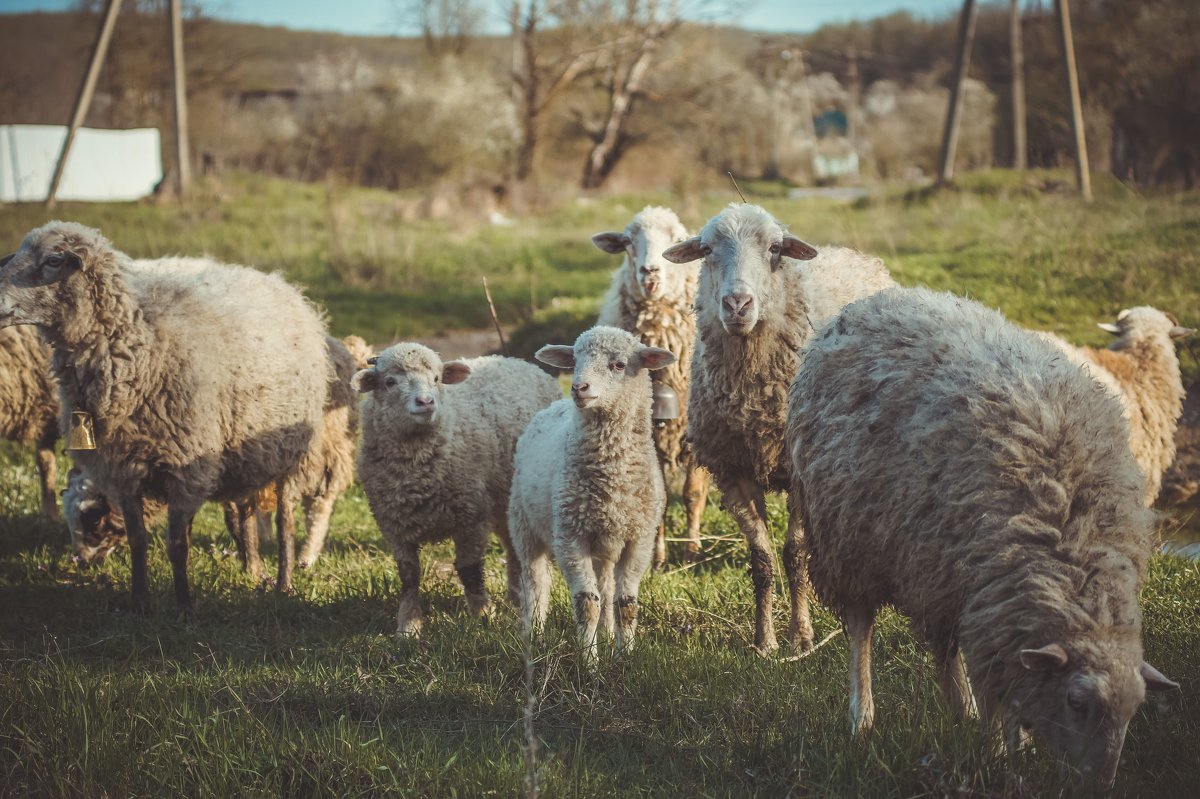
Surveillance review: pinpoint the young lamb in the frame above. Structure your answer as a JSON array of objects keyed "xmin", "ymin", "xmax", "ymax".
[
  {"xmin": 0, "ymin": 324, "xmax": 60, "ymax": 520},
  {"xmin": 787, "ymin": 287, "xmax": 1178, "ymax": 788},
  {"xmin": 353, "ymin": 343, "xmax": 561, "ymax": 635},
  {"xmin": 0, "ymin": 223, "xmax": 330, "ymax": 616},
  {"xmin": 593, "ymin": 206, "xmax": 710, "ymax": 567},
  {"xmin": 509, "ymin": 326, "xmax": 673, "ymax": 663},
  {"xmin": 1042, "ymin": 307, "xmax": 1193, "ymax": 505},
  {"xmin": 662, "ymin": 203, "xmax": 895, "ymax": 653}
]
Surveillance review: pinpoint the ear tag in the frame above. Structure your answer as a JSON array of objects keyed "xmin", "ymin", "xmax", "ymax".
[{"xmin": 66, "ymin": 411, "xmax": 97, "ymax": 450}]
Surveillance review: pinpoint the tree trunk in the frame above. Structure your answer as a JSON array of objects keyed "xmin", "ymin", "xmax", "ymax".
[
  {"xmin": 581, "ymin": 35, "xmax": 661, "ymax": 189},
  {"xmin": 1010, "ymin": 0, "xmax": 1026, "ymax": 170}
]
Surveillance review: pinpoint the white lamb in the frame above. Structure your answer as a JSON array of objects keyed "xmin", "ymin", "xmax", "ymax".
[
  {"xmin": 509, "ymin": 326, "xmax": 675, "ymax": 663},
  {"xmin": 352, "ymin": 343, "xmax": 561, "ymax": 635}
]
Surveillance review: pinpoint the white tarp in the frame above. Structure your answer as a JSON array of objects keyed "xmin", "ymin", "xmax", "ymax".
[{"xmin": 0, "ymin": 124, "xmax": 163, "ymax": 202}]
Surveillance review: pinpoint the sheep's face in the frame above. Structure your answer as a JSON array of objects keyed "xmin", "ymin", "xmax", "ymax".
[
  {"xmin": 663, "ymin": 204, "xmax": 816, "ymax": 336},
  {"xmin": 0, "ymin": 222, "xmax": 101, "ymax": 330},
  {"xmin": 1012, "ymin": 640, "xmax": 1177, "ymax": 789},
  {"xmin": 536, "ymin": 326, "xmax": 674, "ymax": 414},
  {"xmin": 1098, "ymin": 306, "xmax": 1194, "ymax": 350},
  {"xmin": 592, "ymin": 207, "xmax": 690, "ymax": 302},
  {"xmin": 63, "ymin": 468, "xmax": 127, "ymax": 563},
  {"xmin": 350, "ymin": 343, "xmax": 470, "ymax": 428}
]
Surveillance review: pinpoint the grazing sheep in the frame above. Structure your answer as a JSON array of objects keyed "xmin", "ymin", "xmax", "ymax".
[
  {"xmin": 509, "ymin": 326, "xmax": 673, "ymax": 663},
  {"xmin": 0, "ymin": 223, "xmax": 329, "ymax": 616},
  {"xmin": 593, "ymin": 206, "xmax": 710, "ymax": 567},
  {"xmin": 787, "ymin": 287, "xmax": 1178, "ymax": 788},
  {"xmin": 0, "ymin": 324, "xmax": 60, "ymax": 520},
  {"xmin": 662, "ymin": 203, "xmax": 894, "ymax": 653},
  {"xmin": 1041, "ymin": 308, "xmax": 1193, "ymax": 505},
  {"xmin": 63, "ymin": 467, "xmax": 132, "ymax": 562},
  {"xmin": 353, "ymin": 343, "xmax": 560, "ymax": 635}
]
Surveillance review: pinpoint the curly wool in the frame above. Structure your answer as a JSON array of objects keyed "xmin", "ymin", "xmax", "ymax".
[
  {"xmin": 789, "ymin": 287, "xmax": 1153, "ymax": 721},
  {"xmin": 0, "ymin": 325, "xmax": 60, "ymax": 518}
]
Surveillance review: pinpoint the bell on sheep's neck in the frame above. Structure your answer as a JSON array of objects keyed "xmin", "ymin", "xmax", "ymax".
[
  {"xmin": 67, "ymin": 410, "xmax": 97, "ymax": 451},
  {"xmin": 651, "ymin": 382, "xmax": 679, "ymax": 428}
]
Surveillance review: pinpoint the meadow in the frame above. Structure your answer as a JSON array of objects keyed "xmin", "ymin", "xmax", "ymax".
[{"xmin": 1, "ymin": 170, "xmax": 1199, "ymax": 796}]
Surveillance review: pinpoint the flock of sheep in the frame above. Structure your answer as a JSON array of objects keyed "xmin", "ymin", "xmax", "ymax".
[{"xmin": 0, "ymin": 202, "xmax": 1191, "ymax": 788}]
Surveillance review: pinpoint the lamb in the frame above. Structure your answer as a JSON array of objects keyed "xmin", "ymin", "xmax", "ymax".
[
  {"xmin": 786, "ymin": 286, "xmax": 1178, "ymax": 788},
  {"xmin": 592, "ymin": 206, "xmax": 710, "ymax": 567},
  {"xmin": 661, "ymin": 203, "xmax": 895, "ymax": 653},
  {"xmin": 0, "ymin": 223, "xmax": 329, "ymax": 616},
  {"xmin": 352, "ymin": 343, "xmax": 561, "ymax": 635},
  {"xmin": 509, "ymin": 326, "xmax": 673, "ymax": 663},
  {"xmin": 1040, "ymin": 307, "xmax": 1193, "ymax": 505},
  {"xmin": 0, "ymin": 324, "xmax": 60, "ymax": 520}
]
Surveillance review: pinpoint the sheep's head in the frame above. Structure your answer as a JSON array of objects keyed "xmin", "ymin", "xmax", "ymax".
[
  {"xmin": 0, "ymin": 221, "xmax": 110, "ymax": 330},
  {"xmin": 1098, "ymin": 306, "xmax": 1194, "ymax": 349},
  {"xmin": 592, "ymin": 206, "xmax": 691, "ymax": 302},
  {"xmin": 1009, "ymin": 637, "xmax": 1176, "ymax": 789},
  {"xmin": 536, "ymin": 326, "xmax": 674, "ymax": 415},
  {"xmin": 663, "ymin": 203, "xmax": 816, "ymax": 336},
  {"xmin": 350, "ymin": 342, "xmax": 469, "ymax": 428},
  {"xmin": 63, "ymin": 468, "xmax": 127, "ymax": 563}
]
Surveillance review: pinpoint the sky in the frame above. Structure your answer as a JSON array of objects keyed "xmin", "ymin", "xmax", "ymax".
[{"xmin": 0, "ymin": 0, "xmax": 966, "ymax": 36}]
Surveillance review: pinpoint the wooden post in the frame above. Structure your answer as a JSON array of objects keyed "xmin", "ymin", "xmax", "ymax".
[
  {"xmin": 1010, "ymin": 0, "xmax": 1027, "ymax": 169},
  {"xmin": 45, "ymin": 0, "xmax": 124, "ymax": 208},
  {"xmin": 936, "ymin": 0, "xmax": 978, "ymax": 186},
  {"xmin": 1055, "ymin": 0, "xmax": 1091, "ymax": 200},
  {"xmin": 169, "ymin": 0, "xmax": 191, "ymax": 195},
  {"xmin": 846, "ymin": 43, "xmax": 860, "ymax": 149}
]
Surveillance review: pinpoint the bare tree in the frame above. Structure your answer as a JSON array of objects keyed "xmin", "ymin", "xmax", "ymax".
[{"xmin": 396, "ymin": 0, "xmax": 485, "ymax": 57}]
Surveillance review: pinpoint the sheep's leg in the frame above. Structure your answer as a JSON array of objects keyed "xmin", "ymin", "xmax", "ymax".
[
  {"xmin": 557, "ymin": 538, "xmax": 601, "ymax": 666},
  {"xmin": 846, "ymin": 606, "xmax": 876, "ymax": 735},
  {"xmin": 614, "ymin": 525, "xmax": 656, "ymax": 656},
  {"xmin": 933, "ymin": 640, "xmax": 977, "ymax": 721},
  {"xmin": 394, "ymin": 541, "xmax": 424, "ymax": 636},
  {"xmin": 493, "ymin": 517, "xmax": 523, "ymax": 608},
  {"xmin": 223, "ymin": 503, "xmax": 243, "ymax": 562},
  {"xmin": 298, "ymin": 491, "xmax": 336, "ymax": 569},
  {"xmin": 241, "ymin": 501, "xmax": 264, "ymax": 580},
  {"xmin": 682, "ymin": 460, "xmax": 709, "ymax": 562},
  {"xmin": 653, "ymin": 463, "xmax": 669, "ymax": 569},
  {"xmin": 34, "ymin": 441, "xmax": 59, "ymax": 522},
  {"xmin": 122, "ymin": 496, "xmax": 152, "ymax": 616},
  {"xmin": 595, "ymin": 557, "xmax": 616, "ymax": 640},
  {"xmin": 275, "ymin": 480, "xmax": 296, "ymax": 593},
  {"xmin": 722, "ymin": 479, "xmax": 777, "ymax": 654},
  {"xmin": 166, "ymin": 506, "xmax": 195, "ymax": 619},
  {"xmin": 783, "ymin": 491, "xmax": 815, "ymax": 652},
  {"xmin": 520, "ymin": 545, "xmax": 553, "ymax": 640},
  {"xmin": 454, "ymin": 529, "xmax": 491, "ymax": 621}
]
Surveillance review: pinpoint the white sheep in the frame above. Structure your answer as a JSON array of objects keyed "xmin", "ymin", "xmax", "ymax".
[
  {"xmin": 662, "ymin": 203, "xmax": 895, "ymax": 653},
  {"xmin": 787, "ymin": 287, "xmax": 1178, "ymax": 788},
  {"xmin": 592, "ymin": 206, "xmax": 710, "ymax": 566},
  {"xmin": 352, "ymin": 343, "xmax": 560, "ymax": 635},
  {"xmin": 509, "ymin": 326, "xmax": 674, "ymax": 663},
  {"xmin": 1040, "ymin": 307, "xmax": 1193, "ymax": 505},
  {"xmin": 0, "ymin": 324, "xmax": 60, "ymax": 520},
  {"xmin": 0, "ymin": 223, "xmax": 330, "ymax": 616}
]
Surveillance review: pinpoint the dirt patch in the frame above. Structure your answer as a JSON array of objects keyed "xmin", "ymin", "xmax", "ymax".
[{"xmin": 377, "ymin": 327, "xmax": 511, "ymax": 360}]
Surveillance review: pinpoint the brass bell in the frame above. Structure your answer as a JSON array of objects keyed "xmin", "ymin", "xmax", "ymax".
[
  {"xmin": 651, "ymin": 382, "xmax": 679, "ymax": 426},
  {"xmin": 66, "ymin": 410, "xmax": 97, "ymax": 451}
]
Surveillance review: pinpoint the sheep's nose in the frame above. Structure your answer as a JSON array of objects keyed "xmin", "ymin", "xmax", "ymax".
[
  {"xmin": 723, "ymin": 293, "xmax": 754, "ymax": 316},
  {"xmin": 572, "ymin": 382, "xmax": 590, "ymax": 395},
  {"xmin": 414, "ymin": 395, "xmax": 435, "ymax": 408}
]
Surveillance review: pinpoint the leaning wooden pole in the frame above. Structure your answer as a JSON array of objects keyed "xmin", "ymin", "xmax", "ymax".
[
  {"xmin": 1010, "ymin": 0, "xmax": 1027, "ymax": 170},
  {"xmin": 936, "ymin": 0, "xmax": 978, "ymax": 186},
  {"xmin": 45, "ymin": 0, "xmax": 124, "ymax": 209},
  {"xmin": 169, "ymin": 0, "xmax": 191, "ymax": 195},
  {"xmin": 1055, "ymin": 0, "xmax": 1091, "ymax": 200}
]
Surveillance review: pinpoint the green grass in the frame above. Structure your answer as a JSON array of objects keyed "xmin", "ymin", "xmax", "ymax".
[{"xmin": 1, "ymin": 170, "xmax": 1199, "ymax": 795}]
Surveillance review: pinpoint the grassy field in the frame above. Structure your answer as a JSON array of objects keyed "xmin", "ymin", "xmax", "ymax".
[{"xmin": 1, "ymin": 170, "xmax": 1199, "ymax": 796}]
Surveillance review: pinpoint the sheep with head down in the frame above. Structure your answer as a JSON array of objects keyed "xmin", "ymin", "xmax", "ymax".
[
  {"xmin": 0, "ymin": 322, "xmax": 60, "ymax": 521},
  {"xmin": 353, "ymin": 343, "xmax": 560, "ymax": 635},
  {"xmin": 787, "ymin": 286, "xmax": 1178, "ymax": 789},
  {"xmin": 592, "ymin": 206, "xmax": 710, "ymax": 566},
  {"xmin": 662, "ymin": 203, "xmax": 895, "ymax": 653}
]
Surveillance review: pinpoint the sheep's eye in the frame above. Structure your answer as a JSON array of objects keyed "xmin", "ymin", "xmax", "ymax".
[
  {"xmin": 385, "ymin": 376, "xmax": 397, "ymax": 388},
  {"xmin": 44, "ymin": 252, "xmax": 65, "ymax": 269},
  {"xmin": 1067, "ymin": 693, "xmax": 1088, "ymax": 713},
  {"xmin": 769, "ymin": 242, "xmax": 782, "ymax": 256},
  {"xmin": 434, "ymin": 375, "xmax": 440, "ymax": 384},
  {"xmin": 612, "ymin": 361, "xmax": 626, "ymax": 371}
]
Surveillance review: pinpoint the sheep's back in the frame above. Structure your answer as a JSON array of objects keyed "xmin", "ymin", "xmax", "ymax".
[{"xmin": 0, "ymin": 325, "xmax": 58, "ymax": 446}]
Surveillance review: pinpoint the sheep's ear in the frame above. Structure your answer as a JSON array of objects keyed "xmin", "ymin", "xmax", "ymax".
[
  {"xmin": 535, "ymin": 345, "xmax": 575, "ymax": 370},
  {"xmin": 442, "ymin": 361, "xmax": 471, "ymax": 385},
  {"xmin": 1019, "ymin": 643, "xmax": 1069, "ymax": 671},
  {"xmin": 350, "ymin": 368, "xmax": 379, "ymax": 393},
  {"xmin": 1097, "ymin": 323, "xmax": 1122, "ymax": 335},
  {"xmin": 1169, "ymin": 325, "xmax": 1196, "ymax": 340},
  {"xmin": 591, "ymin": 232, "xmax": 630, "ymax": 254},
  {"xmin": 781, "ymin": 235, "xmax": 818, "ymax": 261},
  {"xmin": 1140, "ymin": 662, "xmax": 1179, "ymax": 691},
  {"xmin": 635, "ymin": 346, "xmax": 676, "ymax": 371},
  {"xmin": 662, "ymin": 237, "xmax": 709, "ymax": 264}
]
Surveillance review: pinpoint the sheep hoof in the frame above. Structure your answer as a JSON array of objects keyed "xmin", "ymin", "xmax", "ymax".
[
  {"xmin": 130, "ymin": 593, "xmax": 152, "ymax": 617},
  {"xmin": 790, "ymin": 634, "xmax": 815, "ymax": 654},
  {"xmin": 683, "ymin": 546, "xmax": 702, "ymax": 564},
  {"xmin": 752, "ymin": 640, "xmax": 779, "ymax": 658}
]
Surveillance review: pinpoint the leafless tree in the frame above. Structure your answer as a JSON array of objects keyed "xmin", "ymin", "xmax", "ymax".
[{"xmin": 395, "ymin": 0, "xmax": 485, "ymax": 57}]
